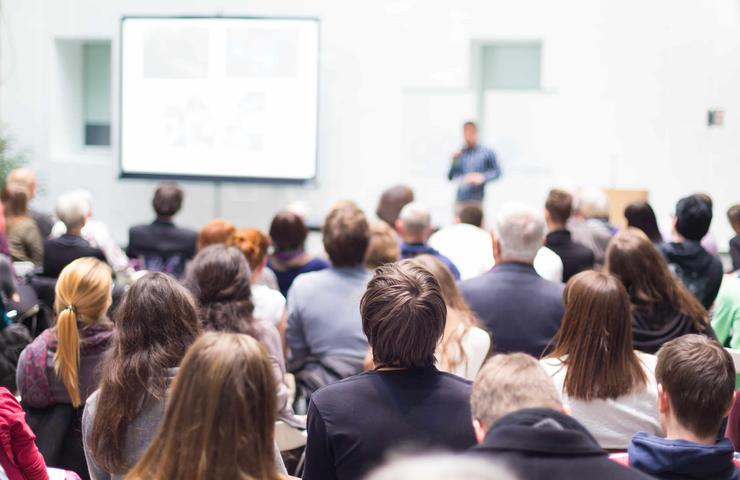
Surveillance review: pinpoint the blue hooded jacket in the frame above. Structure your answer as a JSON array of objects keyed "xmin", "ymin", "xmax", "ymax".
[{"xmin": 629, "ymin": 432, "xmax": 740, "ymax": 480}]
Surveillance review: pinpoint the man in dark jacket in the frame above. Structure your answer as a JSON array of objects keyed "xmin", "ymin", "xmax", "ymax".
[
  {"xmin": 460, "ymin": 203, "xmax": 563, "ymax": 357},
  {"xmin": 544, "ymin": 189, "xmax": 595, "ymax": 281},
  {"xmin": 661, "ymin": 195, "xmax": 723, "ymax": 309},
  {"xmin": 396, "ymin": 202, "xmax": 460, "ymax": 280},
  {"xmin": 469, "ymin": 353, "xmax": 651, "ymax": 479}
]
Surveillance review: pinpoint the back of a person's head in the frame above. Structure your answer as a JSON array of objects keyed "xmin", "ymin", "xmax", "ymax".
[
  {"xmin": 323, "ymin": 204, "xmax": 370, "ymax": 267},
  {"xmin": 366, "ymin": 454, "xmax": 516, "ymax": 480},
  {"xmin": 5, "ymin": 168, "xmax": 36, "ymax": 197},
  {"xmin": 409, "ymin": 254, "xmax": 466, "ymax": 311},
  {"xmin": 1, "ymin": 184, "xmax": 29, "ymax": 219},
  {"xmin": 494, "ymin": 202, "xmax": 545, "ymax": 264},
  {"xmin": 89, "ymin": 272, "xmax": 201, "ymax": 473},
  {"xmin": 624, "ymin": 201, "xmax": 663, "ymax": 243},
  {"xmin": 365, "ymin": 221, "xmax": 400, "ymax": 270},
  {"xmin": 54, "ymin": 257, "xmax": 112, "ymax": 407},
  {"xmin": 656, "ymin": 334, "xmax": 735, "ymax": 439},
  {"xmin": 545, "ymin": 189, "xmax": 573, "ymax": 225},
  {"xmin": 269, "ymin": 210, "xmax": 308, "ymax": 253},
  {"xmin": 458, "ymin": 204, "xmax": 484, "ymax": 228},
  {"xmin": 231, "ymin": 228, "xmax": 271, "ymax": 271},
  {"xmin": 606, "ymin": 228, "xmax": 706, "ymax": 321},
  {"xmin": 727, "ymin": 204, "xmax": 740, "ymax": 232},
  {"xmin": 674, "ymin": 194, "xmax": 713, "ymax": 241},
  {"xmin": 184, "ymin": 244, "xmax": 254, "ymax": 334},
  {"xmin": 551, "ymin": 270, "xmax": 646, "ymax": 401},
  {"xmin": 126, "ymin": 332, "xmax": 280, "ymax": 480},
  {"xmin": 55, "ymin": 189, "xmax": 92, "ymax": 230},
  {"xmin": 471, "ymin": 353, "xmax": 561, "ymax": 432},
  {"xmin": 576, "ymin": 187, "xmax": 609, "ymax": 219},
  {"xmin": 152, "ymin": 182, "xmax": 183, "ymax": 218},
  {"xmin": 197, "ymin": 219, "xmax": 236, "ymax": 251},
  {"xmin": 376, "ymin": 185, "xmax": 414, "ymax": 227},
  {"xmin": 361, "ymin": 260, "xmax": 446, "ymax": 369},
  {"xmin": 398, "ymin": 202, "xmax": 431, "ymax": 237}
]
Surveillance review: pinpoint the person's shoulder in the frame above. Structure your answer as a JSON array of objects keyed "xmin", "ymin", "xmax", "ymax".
[
  {"xmin": 290, "ymin": 268, "xmax": 329, "ymax": 290},
  {"xmin": 305, "ymin": 257, "xmax": 330, "ymax": 269},
  {"xmin": 311, "ymin": 372, "xmax": 375, "ymax": 406}
]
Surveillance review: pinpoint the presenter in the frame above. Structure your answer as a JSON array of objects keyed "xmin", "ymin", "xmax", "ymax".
[{"xmin": 447, "ymin": 121, "xmax": 502, "ymax": 204}]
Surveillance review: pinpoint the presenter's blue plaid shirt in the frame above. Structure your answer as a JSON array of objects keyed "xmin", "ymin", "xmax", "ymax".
[{"xmin": 448, "ymin": 145, "xmax": 502, "ymax": 202}]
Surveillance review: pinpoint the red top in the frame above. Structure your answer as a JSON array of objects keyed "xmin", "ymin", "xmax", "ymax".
[{"xmin": 0, "ymin": 387, "xmax": 48, "ymax": 480}]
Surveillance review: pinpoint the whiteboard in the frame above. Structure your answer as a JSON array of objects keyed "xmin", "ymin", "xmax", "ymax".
[{"xmin": 119, "ymin": 17, "xmax": 319, "ymax": 181}]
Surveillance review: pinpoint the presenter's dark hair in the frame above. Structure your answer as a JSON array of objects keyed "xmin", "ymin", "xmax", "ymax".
[
  {"xmin": 361, "ymin": 260, "xmax": 446, "ymax": 369},
  {"xmin": 545, "ymin": 189, "xmax": 573, "ymax": 225},
  {"xmin": 624, "ymin": 201, "xmax": 663, "ymax": 243},
  {"xmin": 152, "ymin": 182, "xmax": 183, "ymax": 218},
  {"xmin": 269, "ymin": 210, "xmax": 308, "ymax": 253},
  {"xmin": 323, "ymin": 205, "xmax": 369, "ymax": 267},
  {"xmin": 463, "ymin": 121, "xmax": 477, "ymax": 129}
]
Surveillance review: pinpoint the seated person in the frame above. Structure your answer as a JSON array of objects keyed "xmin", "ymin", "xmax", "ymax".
[
  {"xmin": 127, "ymin": 182, "xmax": 197, "ymax": 278},
  {"xmin": 607, "ymin": 228, "xmax": 713, "ymax": 354},
  {"xmin": 2, "ymin": 185, "xmax": 43, "ymax": 265},
  {"xmin": 268, "ymin": 210, "xmax": 329, "ymax": 296},
  {"xmin": 364, "ymin": 222, "xmax": 400, "ymax": 270},
  {"xmin": 428, "ymin": 204, "xmax": 493, "ymax": 280},
  {"xmin": 469, "ymin": 353, "xmax": 652, "ymax": 479},
  {"xmin": 42, "ymin": 192, "xmax": 107, "ymax": 278},
  {"xmin": 460, "ymin": 203, "xmax": 564, "ymax": 357},
  {"xmin": 660, "ymin": 194, "xmax": 723, "ymax": 309},
  {"xmin": 544, "ymin": 189, "xmax": 595, "ymax": 282},
  {"xmin": 396, "ymin": 202, "xmax": 460, "ymax": 280},
  {"xmin": 196, "ymin": 219, "xmax": 235, "ymax": 251},
  {"xmin": 620, "ymin": 335, "xmax": 739, "ymax": 480},
  {"xmin": 625, "ymin": 201, "xmax": 665, "ymax": 244},
  {"xmin": 567, "ymin": 187, "xmax": 614, "ymax": 268},
  {"xmin": 541, "ymin": 271, "xmax": 661, "ymax": 449},
  {"xmin": 375, "ymin": 184, "xmax": 414, "ymax": 230},
  {"xmin": 712, "ymin": 275, "xmax": 740, "ymax": 348},
  {"xmin": 728, "ymin": 204, "xmax": 740, "ymax": 272},
  {"xmin": 5, "ymin": 168, "xmax": 54, "ymax": 238},
  {"xmin": 303, "ymin": 261, "xmax": 476, "ymax": 480}
]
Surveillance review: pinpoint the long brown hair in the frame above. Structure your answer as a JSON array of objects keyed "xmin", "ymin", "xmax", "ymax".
[
  {"xmin": 547, "ymin": 271, "xmax": 647, "ymax": 400},
  {"xmin": 1, "ymin": 185, "xmax": 30, "ymax": 225},
  {"xmin": 88, "ymin": 273, "xmax": 201, "ymax": 474},
  {"xmin": 409, "ymin": 255, "xmax": 484, "ymax": 372},
  {"xmin": 606, "ymin": 228, "xmax": 707, "ymax": 328},
  {"xmin": 125, "ymin": 332, "xmax": 280, "ymax": 480},
  {"xmin": 54, "ymin": 257, "xmax": 112, "ymax": 407}
]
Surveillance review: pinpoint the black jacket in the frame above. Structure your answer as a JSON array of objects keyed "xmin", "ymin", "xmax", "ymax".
[
  {"xmin": 42, "ymin": 235, "xmax": 107, "ymax": 278},
  {"xmin": 127, "ymin": 220, "xmax": 197, "ymax": 278},
  {"xmin": 545, "ymin": 229, "xmax": 595, "ymax": 282},
  {"xmin": 459, "ymin": 263, "xmax": 564, "ymax": 357},
  {"xmin": 632, "ymin": 303, "xmax": 715, "ymax": 354},
  {"xmin": 470, "ymin": 408, "xmax": 654, "ymax": 480},
  {"xmin": 660, "ymin": 241, "xmax": 723, "ymax": 309}
]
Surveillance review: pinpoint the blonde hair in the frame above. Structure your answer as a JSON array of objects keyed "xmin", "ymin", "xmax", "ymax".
[
  {"xmin": 54, "ymin": 257, "xmax": 112, "ymax": 407},
  {"xmin": 365, "ymin": 222, "xmax": 400, "ymax": 270}
]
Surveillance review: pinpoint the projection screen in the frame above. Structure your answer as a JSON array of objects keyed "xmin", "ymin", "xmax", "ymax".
[{"xmin": 119, "ymin": 16, "xmax": 319, "ymax": 181}]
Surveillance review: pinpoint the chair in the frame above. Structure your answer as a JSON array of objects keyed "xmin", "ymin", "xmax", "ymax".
[{"xmin": 275, "ymin": 421, "xmax": 307, "ymax": 477}]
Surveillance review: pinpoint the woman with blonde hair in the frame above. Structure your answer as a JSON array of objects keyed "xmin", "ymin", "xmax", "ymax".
[
  {"xmin": 410, "ymin": 255, "xmax": 490, "ymax": 380},
  {"xmin": 17, "ymin": 257, "xmax": 113, "ymax": 408},
  {"xmin": 126, "ymin": 332, "xmax": 285, "ymax": 480}
]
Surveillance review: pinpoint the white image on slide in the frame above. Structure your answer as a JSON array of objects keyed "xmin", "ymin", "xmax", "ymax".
[
  {"xmin": 143, "ymin": 27, "xmax": 209, "ymax": 79},
  {"xmin": 226, "ymin": 27, "xmax": 299, "ymax": 77},
  {"xmin": 162, "ymin": 97, "xmax": 215, "ymax": 148}
]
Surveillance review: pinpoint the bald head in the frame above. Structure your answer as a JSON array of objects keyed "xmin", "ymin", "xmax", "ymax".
[{"xmin": 6, "ymin": 168, "xmax": 37, "ymax": 199}]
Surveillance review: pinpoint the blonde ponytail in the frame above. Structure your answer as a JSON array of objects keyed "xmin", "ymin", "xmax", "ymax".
[{"xmin": 54, "ymin": 306, "xmax": 81, "ymax": 406}]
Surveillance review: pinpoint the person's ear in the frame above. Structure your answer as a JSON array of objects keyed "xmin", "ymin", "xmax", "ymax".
[
  {"xmin": 472, "ymin": 419, "xmax": 487, "ymax": 444},
  {"xmin": 658, "ymin": 384, "xmax": 670, "ymax": 414},
  {"xmin": 724, "ymin": 391, "xmax": 737, "ymax": 419},
  {"xmin": 560, "ymin": 404, "xmax": 571, "ymax": 416}
]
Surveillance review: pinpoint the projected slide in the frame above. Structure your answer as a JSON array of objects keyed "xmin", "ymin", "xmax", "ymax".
[{"xmin": 120, "ymin": 17, "xmax": 319, "ymax": 181}]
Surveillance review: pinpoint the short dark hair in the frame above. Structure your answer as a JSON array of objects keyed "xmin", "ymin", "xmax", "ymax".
[
  {"xmin": 152, "ymin": 183, "xmax": 183, "ymax": 218},
  {"xmin": 545, "ymin": 189, "xmax": 573, "ymax": 224},
  {"xmin": 458, "ymin": 204, "xmax": 483, "ymax": 227},
  {"xmin": 376, "ymin": 185, "xmax": 414, "ymax": 227},
  {"xmin": 463, "ymin": 121, "xmax": 477, "ymax": 130},
  {"xmin": 675, "ymin": 195, "xmax": 713, "ymax": 241},
  {"xmin": 269, "ymin": 211, "xmax": 308, "ymax": 253},
  {"xmin": 361, "ymin": 260, "xmax": 446, "ymax": 368},
  {"xmin": 727, "ymin": 204, "xmax": 740, "ymax": 231},
  {"xmin": 656, "ymin": 334, "xmax": 735, "ymax": 438},
  {"xmin": 322, "ymin": 206, "xmax": 370, "ymax": 267}
]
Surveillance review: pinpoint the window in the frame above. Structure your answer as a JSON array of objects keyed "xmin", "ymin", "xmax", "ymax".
[
  {"xmin": 480, "ymin": 43, "xmax": 542, "ymax": 91},
  {"xmin": 83, "ymin": 42, "xmax": 112, "ymax": 146}
]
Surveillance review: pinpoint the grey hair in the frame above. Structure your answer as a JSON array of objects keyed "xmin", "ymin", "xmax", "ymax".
[
  {"xmin": 56, "ymin": 189, "xmax": 92, "ymax": 229},
  {"xmin": 575, "ymin": 187, "xmax": 609, "ymax": 218},
  {"xmin": 493, "ymin": 203, "xmax": 545, "ymax": 263},
  {"xmin": 365, "ymin": 453, "xmax": 517, "ymax": 480},
  {"xmin": 398, "ymin": 201, "xmax": 431, "ymax": 234}
]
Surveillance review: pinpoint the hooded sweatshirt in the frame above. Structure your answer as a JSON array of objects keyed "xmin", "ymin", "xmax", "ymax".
[
  {"xmin": 629, "ymin": 431, "xmax": 740, "ymax": 480},
  {"xmin": 660, "ymin": 241, "xmax": 723, "ymax": 310},
  {"xmin": 632, "ymin": 303, "xmax": 715, "ymax": 355}
]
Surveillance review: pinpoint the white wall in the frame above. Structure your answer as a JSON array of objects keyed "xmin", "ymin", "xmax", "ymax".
[{"xmin": 1, "ymin": 0, "xmax": 739, "ymax": 247}]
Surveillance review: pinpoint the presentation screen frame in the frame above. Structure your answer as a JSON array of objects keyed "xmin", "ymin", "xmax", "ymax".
[{"xmin": 118, "ymin": 15, "xmax": 320, "ymax": 183}]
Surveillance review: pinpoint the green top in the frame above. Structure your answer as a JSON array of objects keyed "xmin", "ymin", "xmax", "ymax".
[{"xmin": 711, "ymin": 275, "xmax": 740, "ymax": 349}]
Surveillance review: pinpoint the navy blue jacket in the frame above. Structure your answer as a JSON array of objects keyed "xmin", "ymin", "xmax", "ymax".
[
  {"xmin": 459, "ymin": 263, "xmax": 564, "ymax": 357},
  {"xmin": 400, "ymin": 242, "xmax": 461, "ymax": 280}
]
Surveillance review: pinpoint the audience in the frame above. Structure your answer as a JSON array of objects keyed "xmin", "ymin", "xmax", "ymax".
[
  {"xmin": 544, "ymin": 188, "xmax": 595, "ymax": 281},
  {"xmin": 409, "ymin": 255, "xmax": 490, "ymax": 381},
  {"xmin": 460, "ymin": 203, "xmax": 564, "ymax": 357},
  {"xmin": 366, "ymin": 454, "xmax": 515, "ymax": 480},
  {"xmin": 82, "ymin": 273, "xmax": 201, "ymax": 480},
  {"xmin": 396, "ymin": 202, "xmax": 461, "ymax": 280},
  {"xmin": 625, "ymin": 201, "xmax": 664, "ymax": 243},
  {"xmin": 17, "ymin": 257, "xmax": 113, "ymax": 409},
  {"xmin": 43, "ymin": 192, "xmax": 107, "ymax": 278},
  {"xmin": 661, "ymin": 194, "xmax": 723, "ymax": 309},
  {"xmin": 469, "ymin": 353, "xmax": 652, "ymax": 479},
  {"xmin": 621, "ymin": 335, "xmax": 738, "ymax": 480},
  {"xmin": 127, "ymin": 182, "xmax": 197, "ymax": 278},
  {"xmin": 5, "ymin": 167, "xmax": 54, "ymax": 238},
  {"xmin": 286, "ymin": 205, "xmax": 371, "ymax": 397},
  {"xmin": 567, "ymin": 187, "xmax": 613, "ymax": 268},
  {"xmin": 712, "ymin": 275, "xmax": 740, "ymax": 348},
  {"xmin": 3, "ymin": 185, "xmax": 44, "ymax": 265},
  {"xmin": 125, "ymin": 332, "xmax": 287, "ymax": 480},
  {"xmin": 375, "ymin": 184, "xmax": 414, "ymax": 229},
  {"xmin": 428, "ymin": 204, "xmax": 493, "ymax": 280},
  {"xmin": 184, "ymin": 244, "xmax": 298, "ymax": 426},
  {"xmin": 196, "ymin": 218, "xmax": 236, "ymax": 250},
  {"xmin": 303, "ymin": 261, "xmax": 476, "ymax": 480},
  {"xmin": 364, "ymin": 221, "xmax": 401, "ymax": 270},
  {"xmin": 541, "ymin": 271, "xmax": 661, "ymax": 449},
  {"xmin": 606, "ymin": 228, "xmax": 713, "ymax": 354},
  {"xmin": 728, "ymin": 203, "xmax": 740, "ymax": 272},
  {"xmin": 268, "ymin": 209, "xmax": 330, "ymax": 296}
]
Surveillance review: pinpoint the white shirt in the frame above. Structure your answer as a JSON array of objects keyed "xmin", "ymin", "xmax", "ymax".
[
  {"xmin": 540, "ymin": 352, "xmax": 661, "ymax": 449},
  {"xmin": 252, "ymin": 284, "xmax": 286, "ymax": 327},
  {"xmin": 429, "ymin": 224, "xmax": 494, "ymax": 280},
  {"xmin": 452, "ymin": 326, "xmax": 491, "ymax": 381},
  {"xmin": 534, "ymin": 247, "xmax": 564, "ymax": 283}
]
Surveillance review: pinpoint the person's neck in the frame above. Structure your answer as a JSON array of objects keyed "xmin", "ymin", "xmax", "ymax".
[
  {"xmin": 665, "ymin": 424, "xmax": 717, "ymax": 446},
  {"xmin": 403, "ymin": 236, "xmax": 426, "ymax": 245},
  {"xmin": 156, "ymin": 215, "xmax": 173, "ymax": 223},
  {"xmin": 547, "ymin": 222, "xmax": 566, "ymax": 232},
  {"xmin": 495, "ymin": 257, "xmax": 534, "ymax": 267},
  {"xmin": 67, "ymin": 226, "xmax": 83, "ymax": 236}
]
